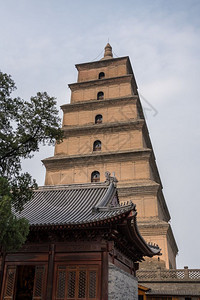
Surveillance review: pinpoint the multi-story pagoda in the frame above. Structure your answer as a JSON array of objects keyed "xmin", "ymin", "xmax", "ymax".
[{"xmin": 43, "ymin": 43, "xmax": 178, "ymax": 269}]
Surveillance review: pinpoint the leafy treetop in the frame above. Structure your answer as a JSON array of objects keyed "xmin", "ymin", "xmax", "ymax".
[{"xmin": 0, "ymin": 71, "xmax": 63, "ymax": 251}]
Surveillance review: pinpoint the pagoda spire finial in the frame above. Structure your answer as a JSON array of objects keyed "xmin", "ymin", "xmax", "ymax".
[{"xmin": 101, "ymin": 43, "xmax": 113, "ymax": 60}]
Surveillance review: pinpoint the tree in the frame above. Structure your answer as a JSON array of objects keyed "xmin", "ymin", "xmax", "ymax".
[{"xmin": 0, "ymin": 71, "xmax": 63, "ymax": 251}]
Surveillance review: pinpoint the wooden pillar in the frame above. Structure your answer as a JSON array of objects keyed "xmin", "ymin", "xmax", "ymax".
[
  {"xmin": 101, "ymin": 248, "xmax": 108, "ymax": 300},
  {"xmin": 46, "ymin": 244, "xmax": 55, "ymax": 300}
]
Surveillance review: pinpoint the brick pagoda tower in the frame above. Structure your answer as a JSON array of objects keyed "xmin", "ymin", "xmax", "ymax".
[{"xmin": 43, "ymin": 43, "xmax": 178, "ymax": 269}]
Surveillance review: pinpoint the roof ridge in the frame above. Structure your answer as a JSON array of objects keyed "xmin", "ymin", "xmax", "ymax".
[
  {"xmin": 92, "ymin": 182, "xmax": 116, "ymax": 212},
  {"xmin": 96, "ymin": 203, "xmax": 134, "ymax": 212},
  {"xmin": 36, "ymin": 182, "xmax": 110, "ymax": 191}
]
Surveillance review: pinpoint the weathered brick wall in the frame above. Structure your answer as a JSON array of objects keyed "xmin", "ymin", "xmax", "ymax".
[{"xmin": 108, "ymin": 263, "xmax": 138, "ymax": 300}]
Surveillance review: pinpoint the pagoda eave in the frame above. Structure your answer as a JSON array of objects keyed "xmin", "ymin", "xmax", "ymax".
[
  {"xmin": 75, "ymin": 56, "xmax": 130, "ymax": 70},
  {"xmin": 62, "ymin": 119, "xmax": 144, "ymax": 136},
  {"xmin": 42, "ymin": 149, "xmax": 152, "ymax": 169},
  {"xmin": 61, "ymin": 95, "xmax": 138, "ymax": 112},
  {"xmin": 68, "ymin": 74, "xmax": 134, "ymax": 91}
]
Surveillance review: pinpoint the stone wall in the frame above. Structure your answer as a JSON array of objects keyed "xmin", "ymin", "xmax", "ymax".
[{"xmin": 108, "ymin": 263, "xmax": 138, "ymax": 300}]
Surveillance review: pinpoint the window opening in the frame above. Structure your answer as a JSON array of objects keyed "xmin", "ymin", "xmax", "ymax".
[
  {"xmin": 98, "ymin": 72, "xmax": 105, "ymax": 79},
  {"xmin": 95, "ymin": 114, "xmax": 103, "ymax": 124},
  {"xmin": 91, "ymin": 171, "xmax": 100, "ymax": 183},
  {"xmin": 93, "ymin": 140, "xmax": 101, "ymax": 151},
  {"xmin": 97, "ymin": 91, "xmax": 104, "ymax": 100}
]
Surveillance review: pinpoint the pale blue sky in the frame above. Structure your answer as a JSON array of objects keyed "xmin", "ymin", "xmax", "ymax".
[{"xmin": 1, "ymin": 0, "xmax": 200, "ymax": 268}]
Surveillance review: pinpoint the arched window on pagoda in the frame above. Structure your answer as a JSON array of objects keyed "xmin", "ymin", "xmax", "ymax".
[
  {"xmin": 93, "ymin": 140, "xmax": 101, "ymax": 151},
  {"xmin": 98, "ymin": 72, "xmax": 105, "ymax": 79},
  {"xmin": 91, "ymin": 171, "xmax": 100, "ymax": 182},
  {"xmin": 95, "ymin": 114, "xmax": 103, "ymax": 124},
  {"xmin": 97, "ymin": 91, "xmax": 104, "ymax": 100}
]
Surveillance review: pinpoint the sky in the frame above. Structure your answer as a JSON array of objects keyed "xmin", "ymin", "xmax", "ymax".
[{"xmin": 1, "ymin": 0, "xmax": 200, "ymax": 269}]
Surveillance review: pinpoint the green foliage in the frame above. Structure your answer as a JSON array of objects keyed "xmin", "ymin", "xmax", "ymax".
[
  {"xmin": 0, "ymin": 178, "xmax": 29, "ymax": 251},
  {"xmin": 0, "ymin": 71, "xmax": 63, "ymax": 251}
]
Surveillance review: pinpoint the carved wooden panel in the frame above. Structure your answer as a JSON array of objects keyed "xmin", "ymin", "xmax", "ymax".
[
  {"xmin": 67, "ymin": 268, "xmax": 76, "ymax": 298},
  {"xmin": 54, "ymin": 265, "xmax": 99, "ymax": 300},
  {"xmin": 3, "ymin": 266, "xmax": 16, "ymax": 300},
  {"xmin": 88, "ymin": 270, "xmax": 97, "ymax": 298},
  {"xmin": 78, "ymin": 269, "xmax": 86, "ymax": 298},
  {"xmin": 32, "ymin": 266, "xmax": 46, "ymax": 300},
  {"xmin": 56, "ymin": 266, "xmax": 66, "ymax": 299}
]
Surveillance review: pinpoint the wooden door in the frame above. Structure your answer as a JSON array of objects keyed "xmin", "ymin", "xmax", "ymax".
[{"xmin": 2, "ymin": 265, "xmax": 46, "ymax": 300}]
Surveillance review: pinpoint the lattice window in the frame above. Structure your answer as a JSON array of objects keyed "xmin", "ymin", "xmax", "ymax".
[
  {"xmin": 67, "ymin": 270, "xmax": 76, "ymax": 298},
  {"xmin": 33, "ymin": 266, "xmax": 45, "ymax": 300},
  {"xmin": 3, "ymin": 266, "xmax": 16, "ymax": 299},
  {"xmin": 89, "ymin": 270, "xmax": 97, "ymax": 298},
  {"xmin": 78, "ymin": 270, "xmax": 86, "ymax": 298},
  {"xmin": 55, "ymin": 265, "xmax": 99, "ymax": 300},
  {"xmin": 56, "ymin": 267, "xmax": 66, "ymax": 299}
]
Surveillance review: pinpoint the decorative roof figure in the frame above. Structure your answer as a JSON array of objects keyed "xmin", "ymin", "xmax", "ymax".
[{"xmin": 105, "ymin": 171, "xmax": 118, "ymax": 186}]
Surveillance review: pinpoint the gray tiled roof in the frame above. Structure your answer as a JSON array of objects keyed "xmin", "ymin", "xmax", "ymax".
[
  {"xmin": 146, "ymin": 290, "xmax": 200, "ymax": 296},
  {"xmin": 15, "ymin": 182, "xmax": 134, "ymax": 227}
]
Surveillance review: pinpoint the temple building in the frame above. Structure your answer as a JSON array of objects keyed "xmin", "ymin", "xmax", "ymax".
[{"xmin": 0, "ymin": 176, "xmax": 159, "ymax": 299}]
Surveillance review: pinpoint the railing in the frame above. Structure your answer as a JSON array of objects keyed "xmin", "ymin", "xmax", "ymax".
[{"xmin": 136, "ymin": 267, "xmax": 200, "ymax": 281}]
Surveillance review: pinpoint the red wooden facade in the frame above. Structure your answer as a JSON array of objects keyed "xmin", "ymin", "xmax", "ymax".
[
  {"xmin": 0, "ymin": 181, "xmax": 159, "ymax": 300},
  {"xmin": 1, "ymin": 242, "xmax": 109, "ymax": 299}
]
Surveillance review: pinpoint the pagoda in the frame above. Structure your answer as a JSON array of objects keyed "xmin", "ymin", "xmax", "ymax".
[{"xmin": 43, "ymin": 43, "xmax": 178, "ymax": 269}]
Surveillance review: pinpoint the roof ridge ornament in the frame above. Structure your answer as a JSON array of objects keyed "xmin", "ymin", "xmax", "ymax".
[
  {"xmin": 101, "ymin": 43, "xmax": 113, "ymax": 60},
  {"xmin": 105, "ymin": 171, "xmax": 118, "ymax": 186},
  {"xmin": 147, "ymin": 242, "xmax": 160, "ymax": 250}
]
